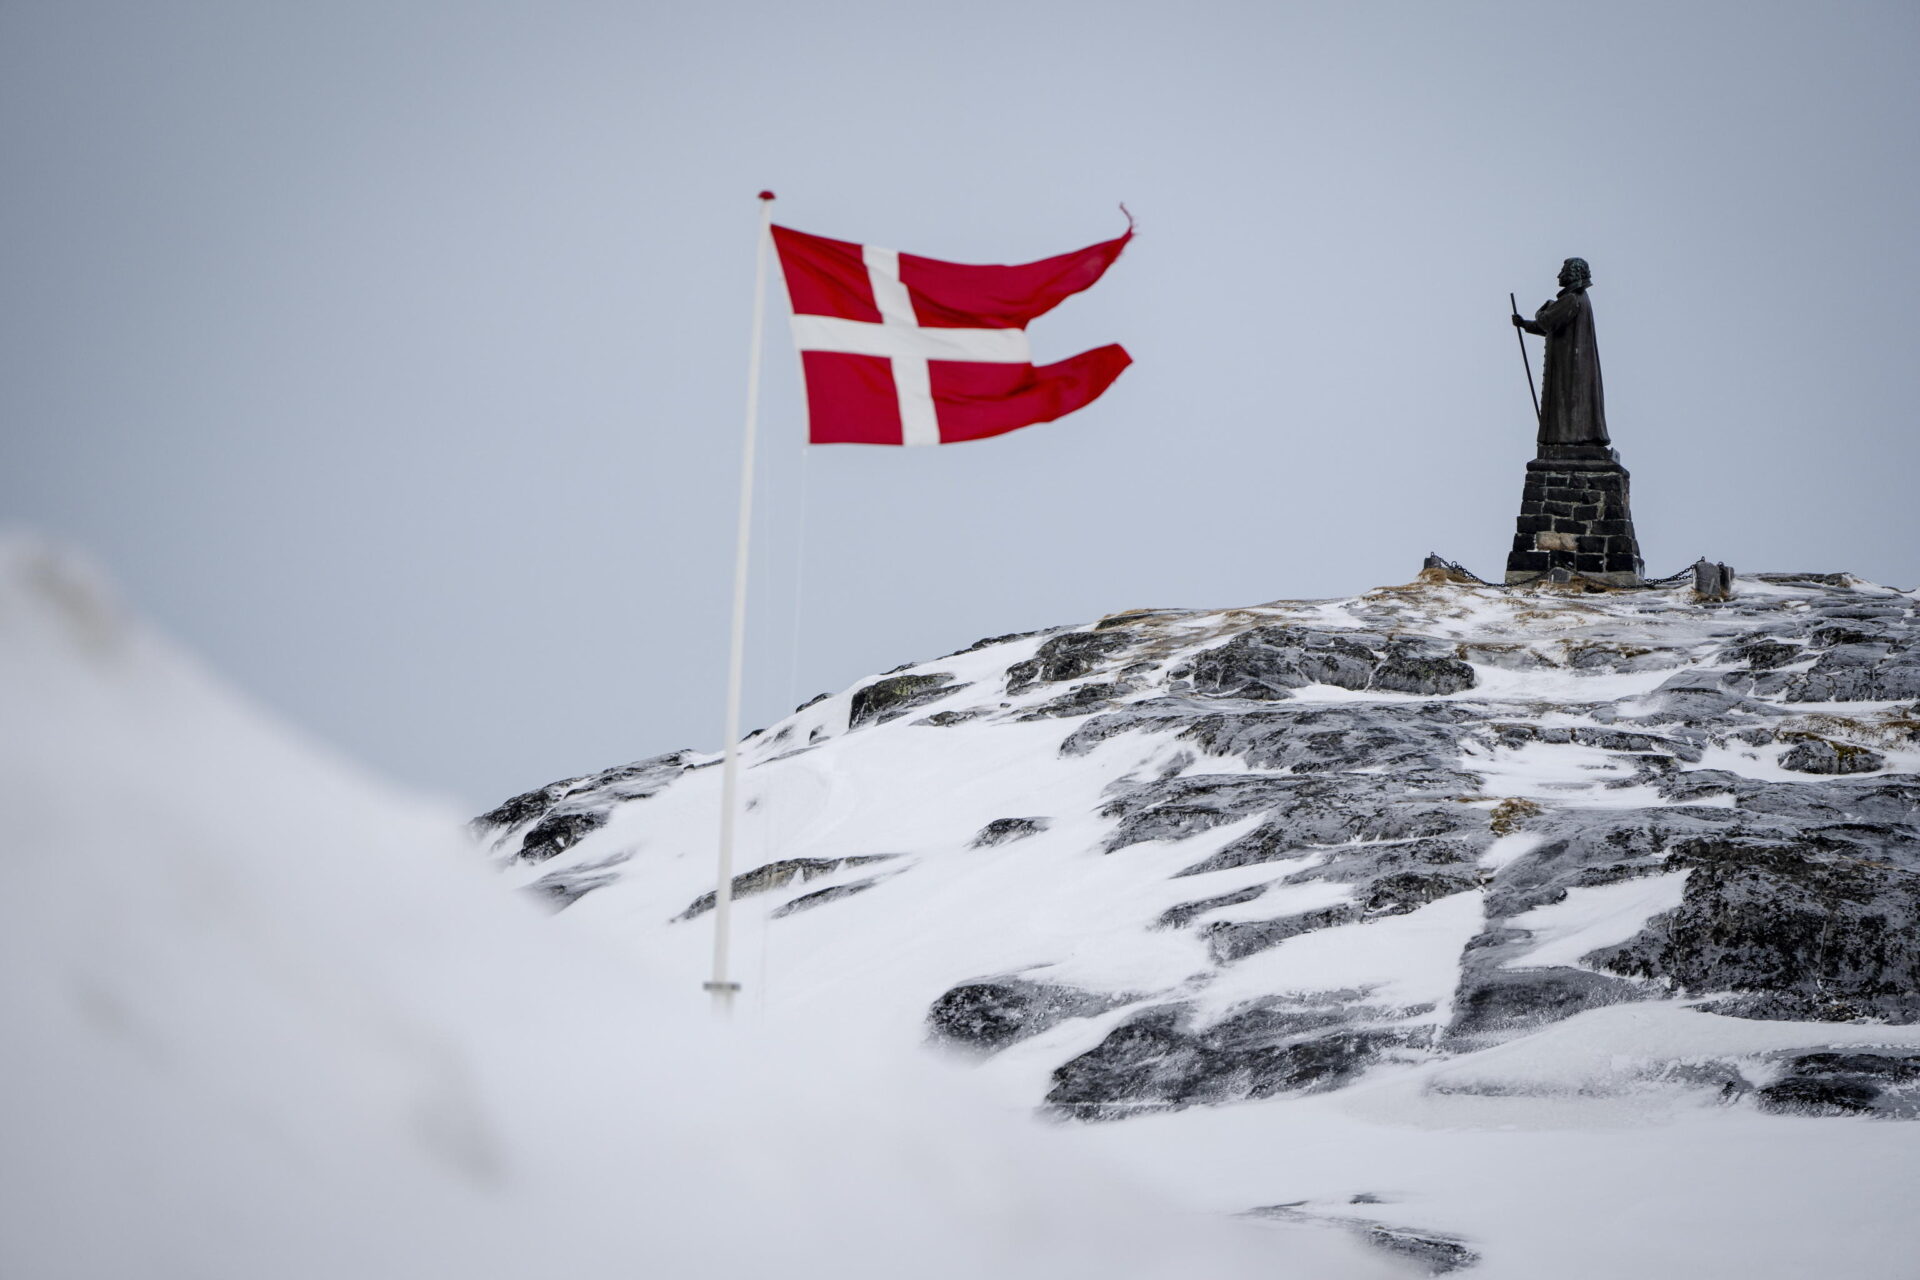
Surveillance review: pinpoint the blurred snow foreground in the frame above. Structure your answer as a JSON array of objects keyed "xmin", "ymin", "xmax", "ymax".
[{"xmin": 0, "ymin": 537, "xmax": 1344, "ymax": 1279}]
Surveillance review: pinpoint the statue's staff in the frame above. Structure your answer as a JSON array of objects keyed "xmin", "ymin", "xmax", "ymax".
[{"xmin": 1509, "ymin": 291, "xmax": 1541, "ymax": 425}]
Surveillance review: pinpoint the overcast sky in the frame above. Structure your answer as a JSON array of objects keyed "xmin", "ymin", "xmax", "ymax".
[{"xmin": 5, "ymin": 1, "xmax": 1917, "ymax": 808}]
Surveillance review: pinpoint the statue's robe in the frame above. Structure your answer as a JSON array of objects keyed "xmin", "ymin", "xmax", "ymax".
[{"xmin": 1518, "ymin": 287, "xmax": 1608, "ymax": 447}]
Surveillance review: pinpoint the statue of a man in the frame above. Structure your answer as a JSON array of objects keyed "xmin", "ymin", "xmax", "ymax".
[{"xmin": 1513, "ymin": 257, "xmax": 1608, "ymax": 449}]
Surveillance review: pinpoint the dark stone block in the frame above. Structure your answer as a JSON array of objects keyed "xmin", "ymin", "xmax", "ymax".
[
  {"xmin": 1544, "ymin": 500, "xmax": 1573, "ymax": 517},
  {"xmin": 1552, "ymin": 517, "xmax": 1583, "ymax": 533},
  {"xmin": 1508, "ymin": 550, "xmax": 1549, "ymax": 571},
  {"xmin": 1596, "ymin": 519, "xmax": 1633, "ymax": 536},
  {"xmin": 1577, "ymin": 535, "xmax": 1606, "ymax": 554},
  {"xmin": 1572, "ymin": 504, "xmax": 1601, "ymax": 522},
  {"xmin": 1517, "ymin": 515, "xmax": 1551, "ymax": 534}
]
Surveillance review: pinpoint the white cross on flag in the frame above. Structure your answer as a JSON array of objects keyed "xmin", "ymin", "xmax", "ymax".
[{"xmin": 771, "ymin": 220, "xmax": 1133, "ymax": 445}]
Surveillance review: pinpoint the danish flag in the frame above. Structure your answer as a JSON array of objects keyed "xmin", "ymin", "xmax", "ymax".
[{"xmin": 771, "ymin": 220, "xmax": 1133, "ymax": 445}]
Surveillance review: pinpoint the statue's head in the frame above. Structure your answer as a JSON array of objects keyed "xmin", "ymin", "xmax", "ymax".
[{"xmin": 1559, "ymin": 257, "xmax": 1592, "ymax": 290}]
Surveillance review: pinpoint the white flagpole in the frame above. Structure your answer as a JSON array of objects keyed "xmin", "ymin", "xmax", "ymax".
[{"xmin": 705, "ymin": 190, "xmax": 776, "ymax": 1014}]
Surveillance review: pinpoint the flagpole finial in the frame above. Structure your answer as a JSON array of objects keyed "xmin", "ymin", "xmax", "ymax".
[{"xmin": 758, "ymin": 190, "xmax": 776, "ymax": 201}]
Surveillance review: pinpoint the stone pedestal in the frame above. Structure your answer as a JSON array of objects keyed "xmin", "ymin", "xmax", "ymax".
[{"xmin": 1503, "ymin": 443, "xmax": 1645, "ymax": 586}]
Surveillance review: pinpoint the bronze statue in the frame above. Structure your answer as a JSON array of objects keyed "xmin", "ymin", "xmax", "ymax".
[
  {"xmin": 1513, "ymin": 258, "xmax": 1608, "ymax": 451},
  {"xmin": 1502, "ymin": 256, "xmax": 1643, "ymax": 586}
]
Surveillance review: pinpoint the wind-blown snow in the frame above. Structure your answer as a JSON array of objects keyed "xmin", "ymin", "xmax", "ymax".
[{"xmin": 0, "ymin": 538, "xmax": 1368, "ymax": 1279}]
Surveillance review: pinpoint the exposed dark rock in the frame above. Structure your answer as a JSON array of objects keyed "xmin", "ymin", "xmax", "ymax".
[
  {"xmin": 1811, "ymin": 624, "xmax": 1881, "ymax": 649},
  {"xmin": 1099, "ymin": 774, "xmax": 1309, "ymax": 852},
  {"xmin": 471, "ymin": 782, "xmax": 574, "ymax": 836},
  {"xmin": 926, "ymin": 979, "xmax": 1126, "ymax": 1053},
  {"xmin": 1206, "ymin": 905, "xmax": 1359, "ymax": 964},
  {"xmin": 1167, "ymin": 626, "xmax": 1476, "ymax": 702},
  {"xmin": 676, "ymin": 854, "xmax": 898, "ymax": 921},
  {"xmin": 1156, "ymin": 884, "xmax": 1268, "ymax": 930},
  {"xmin": 1781, "ymin": 1050, "xmax": 1920, "ymax": 1081},
  {"xmin": 527, "ymin": 866, "xmax": 622, "ymax": 910},
  {"xmin": 1480, "ymin": 808, "xmax": 1740, "ymax": 920},
  {"xmin": 1020, "ymin": 682, "xmax": 1134, "ymax": 719},
  {"xmin": 1779, "ymin": 736, "xmax": 1887, "ymax": 775},
  {"xmin": 516, "ymin": 810, "xmax": 610, "ymax": 864},
  {"xmin": 1096, "ymin": 610, "xmax": 1177, "ymax": 630},
  {"xmin": 1586, "ymin": 836, "xmax": 1920, "ymax": 1022},
  {"xmin": 1243, "ymin": 1206, "xmax": 1481, "ymax": 1275},
  {"xmin": 947, "ymin": 628, "xmax": 1050, "ymax": 657},
  {"xmin": 1489, "ymin": 721, "xmax": 1706, "ymax": 763},
  {"xmin": 848, "ymin": 673, "xmax": 965, "ymax": 728},
  {"xmin": 1361, "ymin": 869, "xmax": 1479, "ymax": 915},
  {"xmin": 1047, "ymin": 1001, "xmax": 1410, "ymax": 1119},
  {"xmin": 915, "ymin": 708, "xmax": 989, "ymax": 727},
  {"xmin": 1006, "ymin": 630, "xmax": 1135, "ymax": 694},
  {"xmin": 1360, "ymin": 1225, "xmax": 1482, "ymax": 1275},
  {"xmin": 970, "ymin": 817, "xmax": 1050, "ymax": 848},
  {"xmin": 472, "ymin": 751, "xmax": 695, "ymax": 858},
  {"xmin": 771, "ymin": 877, "xmax": 885, "ymax": 918},
  {"xmin": 1757, "ymin": 572, "xmax": 1854, "ymax": 587},
  {"xmin": 1787, "ymin": 641, "xmax": 1920, "ymax": 702},
  {"xmin": 1725, "ymin": 639, "xmax": 1805, "ymax": 671},
  {"xmin": 1755, "ymin": 1052, "xmax": 1920, "ymax": 1117},
  {"xmin": 1448, "ymin": 967, "xmax": 1646, "ymax": 1039},
  {"xmin": 1185, "ymin": 703, "xmax": 1479, "ymax": 774},
  {"xmin": 1371, "ymin": 647, "xmax": 1477, "ymax": 696},
  {"xmin": 1156, "ymin": 776, "xmax": 1489, "ymax": 875},
  {"xmin": 1170, "ymin": 626, "xmax": 1344, "ymax": 700},
  {"xmin": 1756, "ymin": 1075, "xmax": 1881, "ymax": 1116}
]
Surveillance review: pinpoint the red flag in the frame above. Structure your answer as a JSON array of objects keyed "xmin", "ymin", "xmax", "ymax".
[{"xmin": 772, "ymin": 221, "xmax": 1133, "ymax": 445}]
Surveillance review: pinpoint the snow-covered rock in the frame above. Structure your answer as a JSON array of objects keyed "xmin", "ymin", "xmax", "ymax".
[{"xmin": 478, "ymin": 569, "xmax": 1920, "ymax": 1276}]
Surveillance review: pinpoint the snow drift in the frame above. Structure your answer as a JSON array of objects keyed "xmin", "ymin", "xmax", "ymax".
[{"xmin": 0, "ymin": 537, "xmax": 1360, "ymax": 1279}]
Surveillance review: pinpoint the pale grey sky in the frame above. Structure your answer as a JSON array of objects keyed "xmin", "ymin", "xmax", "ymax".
[{"xmin": 4, "ymin": 1, "xmax": 1917, "ymax": 807}]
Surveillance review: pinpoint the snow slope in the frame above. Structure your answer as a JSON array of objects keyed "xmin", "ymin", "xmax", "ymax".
[
  {"xmin": 0, "ymin": 537, "xmax": 1372, "ymax": 1280},
  {"xmin": 480, "ymin": 568, "xmax": 1920, "ymax": 1277}
]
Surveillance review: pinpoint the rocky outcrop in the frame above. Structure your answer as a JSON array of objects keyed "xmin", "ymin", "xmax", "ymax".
[
  {"xmin": 1167, "ymin": 625, "xmax": 1475, "ymax": 700},
  {"xmin": 676, "ymin": 854, "xmax": 900, "ymax": 921},
  {"xmin": 479, "ymin": 571, "xmax": 1920, "ymax": 1127},
  {"xmin": 928, "ymin": 979, "xmax": 1126, "ymax": 1052},
  {"xmin": 849, "ymin": 673, "xmax": 965, "ymax": 727},
  {"xmin": 1586, "ymin": 831, "xmax": 1920, "ymax": 1023},
  {"xmin": 970, "ymin": 817, "xmax": 1050, "ymax": 848},
  {"xmin": 1755, "ymin": 1051, "xmax": 1920, "ymax": 1117},
  {"xmin": 1005, "ymin": 630, "xmax": 1136, "ymax": 695},
  {"xmin": 1046, "ymin": 1000, "xmax": 1418, "ymax": 1119},
  {"xmin": 473, "ymin": 751, "xmax": 696, "ymax": 863}
]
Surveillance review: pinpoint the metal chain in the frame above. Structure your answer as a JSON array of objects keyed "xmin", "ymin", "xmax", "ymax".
[{"xmin": 1427, "ymin": 552, "xmax": 1711, "ymax": 591}]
